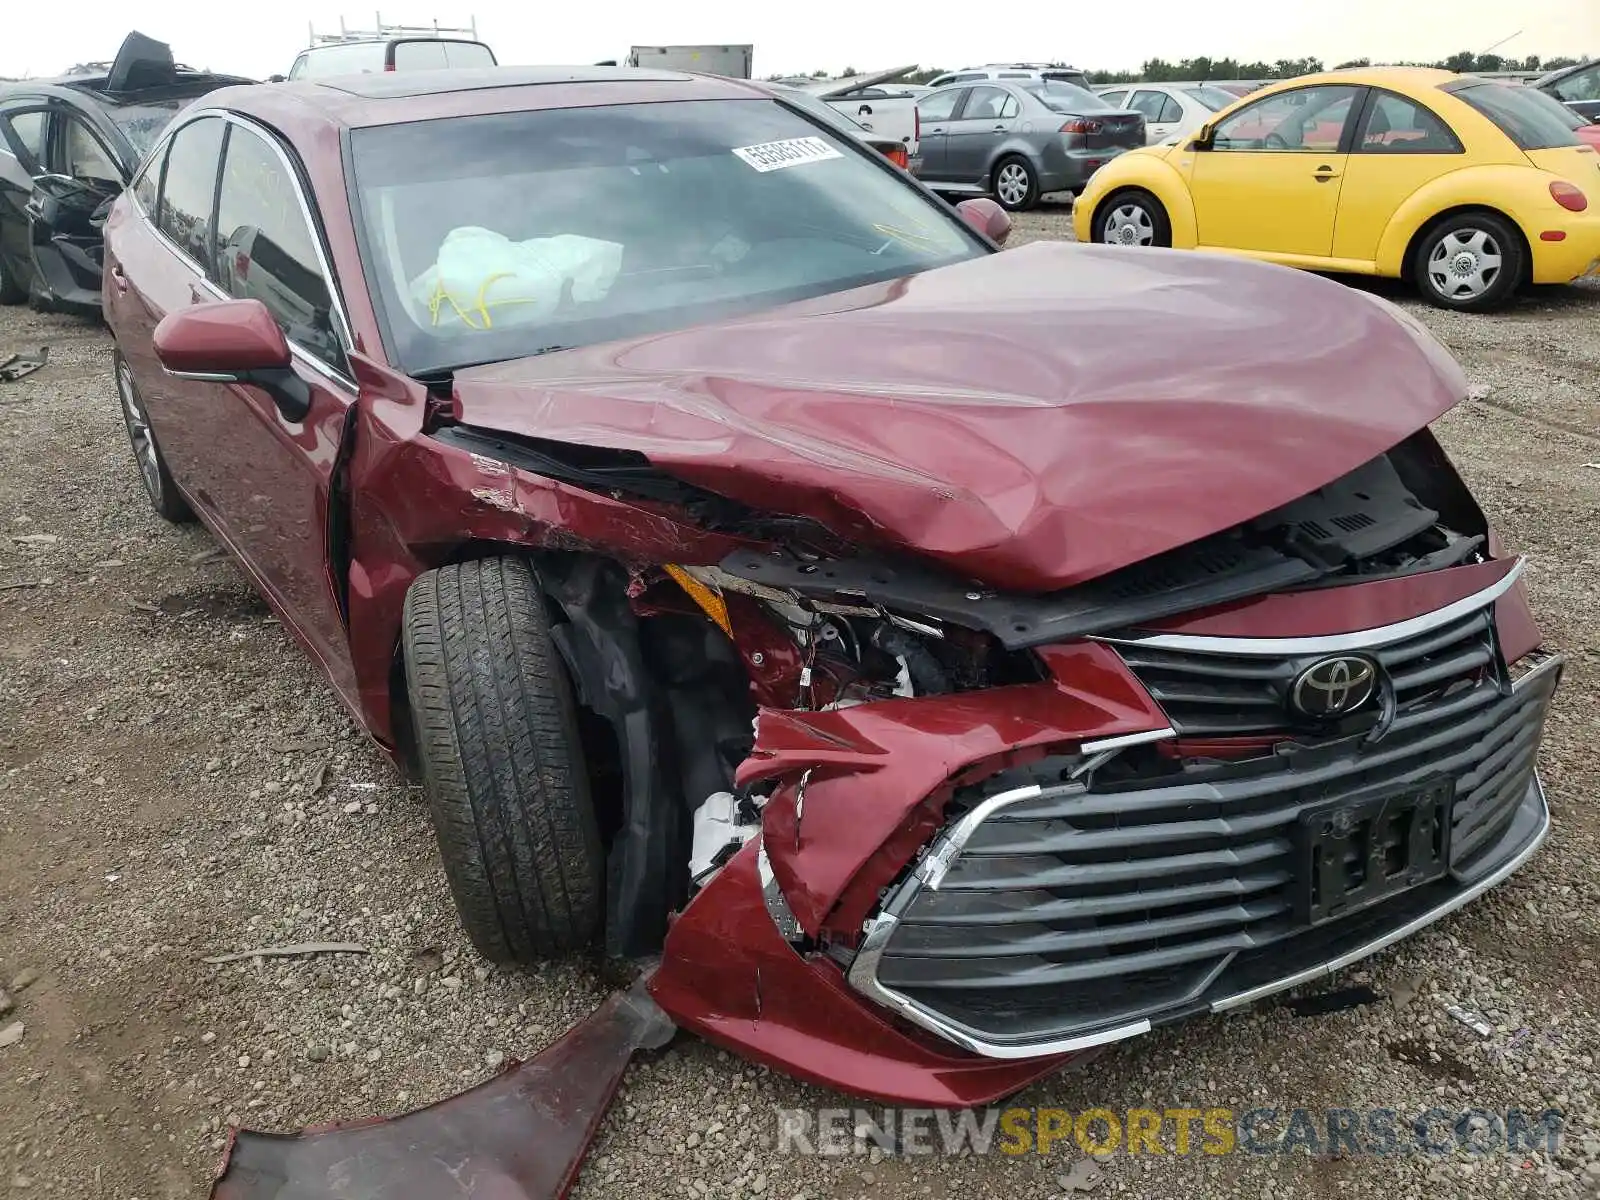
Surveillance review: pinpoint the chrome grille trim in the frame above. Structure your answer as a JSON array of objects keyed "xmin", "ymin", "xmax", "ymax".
[
  {"xmin": 846, "ymin": 655, "xmax": 1559, "ymax": 1059},
  {"xmin": 1096, "ymin": 558, "xmax": 1523, "ymax": 656}
]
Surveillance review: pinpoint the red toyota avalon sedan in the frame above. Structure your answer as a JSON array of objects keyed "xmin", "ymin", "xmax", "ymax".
[{"xmin": 103, "ymin": 67, "xmax": 1561, "ymax": 1107}]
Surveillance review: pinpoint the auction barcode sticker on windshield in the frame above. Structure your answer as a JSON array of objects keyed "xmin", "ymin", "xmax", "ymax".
[{"xmin": 732, "ymin": 137, "xmax": 844, "ymax": 172}]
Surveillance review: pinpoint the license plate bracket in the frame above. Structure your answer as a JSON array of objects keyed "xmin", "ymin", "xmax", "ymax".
[{"xmin": 1296, "ymin": 780, "xmax": 1453, "ymax": 926}]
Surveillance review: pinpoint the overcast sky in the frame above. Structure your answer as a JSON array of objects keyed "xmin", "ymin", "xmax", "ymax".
[{"xmin": 1, "ymin": 0, "xmax": 1594, "ymax": 81}]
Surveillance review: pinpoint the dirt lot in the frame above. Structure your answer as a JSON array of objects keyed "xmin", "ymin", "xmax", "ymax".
[{"xmin": 2, "ymin": 205, "xmax": 1598, "ymax": 1200}]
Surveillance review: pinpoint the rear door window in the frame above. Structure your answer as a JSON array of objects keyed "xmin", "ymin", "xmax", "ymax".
[
  {"xmin": 1447, "ymin": 81, "xmax": 1581, "ymax": 150},
  {"xmin": 214, "ymin": 123, "xmax": 345, "ymax": 371},
  {"xmin": 962, "ymin": 87, "xmax": 1011, "ymax": 122},
  {"xmin": 156, "ymin": 116, "xmax": 227, "ymax": 271},
  {"xmin": 1129, "ymin": 90, "xmax": 1167, "ymax": 122},
  {"xmin": 1099, "ymin": 89, "xmax": 1128, "ymax": 107}
]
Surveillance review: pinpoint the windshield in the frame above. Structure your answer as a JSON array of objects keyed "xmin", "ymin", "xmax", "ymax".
[
  {"xmin": 348, "ymin": 99, "xmax": 985, "ymax": 375},
  {"xmin": 1448, "ymin": 81, "xmax": 1581, "ymax": 150},
  {"xmin": 110, "ymin": 99, "xmax": 183, "ymax": 155},
  {"xmin": 1183, "ymin": 86, "xmax": 1238, "ymax": 111},
  {"xmin": 1023, "ymin": 78, "xmax": 1110, "ymax": 112}
]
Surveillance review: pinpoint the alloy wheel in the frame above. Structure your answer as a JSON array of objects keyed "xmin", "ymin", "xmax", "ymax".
[
  {"xmin": 117, "ymin": 358, "xmax": 164, "ymax": 505},
  {"xmin": 1103, "ymin": 203, "xmax": 1155, "ymax": 246},
  {"xmin": 1427, "ymin": 228, "xmax": 1502, "ymax": 301},
  {"xmin": 995, "ymin": 163, "xmax": 1031, "ymax": 208}
]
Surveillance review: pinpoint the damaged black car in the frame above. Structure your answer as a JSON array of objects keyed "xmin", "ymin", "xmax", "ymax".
[{"xmin": 0, "ymin": 32, "xmax": 251, "ymax": 313}]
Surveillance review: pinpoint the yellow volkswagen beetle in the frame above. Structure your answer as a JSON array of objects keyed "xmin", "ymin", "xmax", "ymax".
[{"xmin": 1073, "ymin": 68, "xmax": 1600, "ymax": 310}]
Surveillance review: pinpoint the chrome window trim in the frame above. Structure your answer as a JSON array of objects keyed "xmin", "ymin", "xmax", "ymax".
[
  {"xmin": 131, "ymin": 107, "xmax": 357, "ymax": 389},
  {"xmin": 1095, "ymin": 558, "xmax": 1525, "ymax": 657}
]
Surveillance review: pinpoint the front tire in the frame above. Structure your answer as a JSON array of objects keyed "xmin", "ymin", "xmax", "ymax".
[
  {"xmin": 114, "ymin": 351, "xmax": 193, "ymax": 523},
  {"xmin": 1095, "ymin": 189, "xmax": 1172, "ymax": 248},
  {"xmin": 1413, "ymin": 212, "xmax": 1524, "ymax": 312},
  {"xmin": 402, "ymin": 557, "xmax": 605, "ymax": 963},
  {"xmin": 992, "ymin": 155, "xmax": 1039, "ymax": 212}
]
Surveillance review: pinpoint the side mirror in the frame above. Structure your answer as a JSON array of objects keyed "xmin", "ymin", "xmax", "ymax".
[
  {"xmin": 267, "ymin": 73, "xmax": 287, "ymax": 82},
  {"xmin": 154, "ymin": 299, "xmax": 311, "ymax": 422},
  {"xmin": 956, "ymin": 196, "xmax": 1011, "ymax": 246},
  {"xmin": 1191, "ymin": 123, "xmax": 1214, "ymax": 150}
]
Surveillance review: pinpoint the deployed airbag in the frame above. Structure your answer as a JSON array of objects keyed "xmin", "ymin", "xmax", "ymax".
[{"xmin": 410, "ymin": 228, "xmax": 623, "ymax": 331}]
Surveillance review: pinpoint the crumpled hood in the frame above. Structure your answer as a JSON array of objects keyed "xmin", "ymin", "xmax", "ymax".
[{"xmin": 449, "ymin": 241, "xmax": 1467, "ymax": 592}]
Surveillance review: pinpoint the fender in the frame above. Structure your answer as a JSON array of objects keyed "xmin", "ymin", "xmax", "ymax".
[
  {"xmin": 337, "ymin": 352, "xmax": 742, "ymax": 749},
  {"xmin": 983, "ymin": 137, "xmax": 1043, "ymax": 186},
  {"xmin": 1077, "ymin": 151, "xmax": 1199, "ymax": 246},
  {"xmin": 1373, "ymin": 164, "xmax": 1549, "ymax": 276}
]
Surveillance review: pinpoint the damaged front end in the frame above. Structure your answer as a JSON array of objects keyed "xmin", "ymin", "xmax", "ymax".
[
  {"xmin": 622, "ymin": 435, "xmax": 1554, "ymax": 1095},
  {"xmin": 315, "ymin": 248, "xmax": 1563, "ymax": 1108}
]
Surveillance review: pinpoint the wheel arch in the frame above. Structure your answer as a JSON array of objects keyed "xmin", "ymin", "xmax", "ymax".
[
  {"xmin": 1085, "ymin": 160, "xmax": 1198, "ymax": 247},
  {"xmin": 386, "ymin": 544, "xmax": 686, "ymax": 960},
  {"xmin": 986, "ymin": 143, "xmax": 1040, "ymax": 184},
  {"xmin": 1375, "ymin": 167, "xmax": 1546, "ymax": 279}
]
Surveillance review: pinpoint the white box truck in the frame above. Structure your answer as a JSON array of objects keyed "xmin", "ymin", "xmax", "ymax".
[{"xmin": 627, "ymin": 45, "xmax": 753, "ymax": 79}]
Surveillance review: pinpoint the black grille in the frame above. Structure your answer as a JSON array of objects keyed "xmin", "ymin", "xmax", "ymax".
[
  {"xmin": 866, "ymin": 656, "xmax": 1559, "ymax": 1051},
  {"xmin": 1111, "ymin": 608, "xmax": 1498, "ymax": 737}
]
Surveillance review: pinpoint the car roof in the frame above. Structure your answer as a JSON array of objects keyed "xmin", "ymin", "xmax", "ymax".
[
  {"xmin": 1533, "ymin": 58, "xmax": 1598, "ymax": 88},
  {"xmin": 198, "ymin": 66, "xmax": 767, "ymax": 132},
  {"xmin": 1229, "ymin": 66, "xmax": 1462, "ymax": 103},
  {"xmin": 1, "ymin": 70, "xmax": 251, "ymax": 103}
]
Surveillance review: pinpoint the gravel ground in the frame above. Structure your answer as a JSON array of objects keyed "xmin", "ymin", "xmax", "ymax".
[{"xmin": 2, "ymin": 209, "xmax": 1598, "ymax": 1200}]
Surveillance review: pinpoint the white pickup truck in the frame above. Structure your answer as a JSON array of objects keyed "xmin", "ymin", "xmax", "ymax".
[{"xmin": 800, "ymin": 66, "xmax": 930, "ymax": 153}]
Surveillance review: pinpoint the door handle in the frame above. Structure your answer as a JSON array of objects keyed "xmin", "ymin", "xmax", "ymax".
[
  {"xmin": 108, "ymin": 263, "xmax": 128, "ymax": 293},
  {"xmin": 1312, "ymin": 165, "xmax": 1340, "ymax": 181},
  {"xmin": 992, "ymin": 124, "xmax": 1007, "ymax": 132}
]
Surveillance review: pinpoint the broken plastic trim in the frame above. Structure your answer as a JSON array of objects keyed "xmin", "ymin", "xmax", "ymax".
[
  {"xmin": 715, "ymin": 451, "xmax": 1488, "ymax": 649},
  {"xmin": 210, "ymin": 977, "xmax": 675, "ymax": 1200}
]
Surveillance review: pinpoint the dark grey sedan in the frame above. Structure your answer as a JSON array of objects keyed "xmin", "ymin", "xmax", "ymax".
[{"xmin": 912, "ymin": 79, "xmax": 1144, "ymax": 211}]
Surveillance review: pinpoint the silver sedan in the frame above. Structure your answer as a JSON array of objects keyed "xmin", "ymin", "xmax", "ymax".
[{"xmin": 912, "ymin": 79, "xmax": 1144, "ymax": 211}]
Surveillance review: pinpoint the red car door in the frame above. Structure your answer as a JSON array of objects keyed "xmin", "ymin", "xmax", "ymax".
[{"xmin": 108, "ymin": 113, "xmax": 360, "ymax": 703}]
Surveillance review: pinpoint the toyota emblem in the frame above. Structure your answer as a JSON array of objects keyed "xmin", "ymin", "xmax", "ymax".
[{"xmin": 1290, "ymin": 655, "xmax": 1379, "ymax": 719}]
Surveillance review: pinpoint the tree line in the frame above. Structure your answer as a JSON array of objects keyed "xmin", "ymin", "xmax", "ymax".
[
  {"xmin": 1079, "ymin": 51, "xmax": 1579, "ymax": 84},
  {"xmin": 827, "ymin": 52, "xmax": 1584, "ymax": 86}
]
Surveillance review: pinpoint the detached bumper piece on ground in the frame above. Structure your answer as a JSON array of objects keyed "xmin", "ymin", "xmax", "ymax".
[{"xmin": 210, "ymin": 979, "xmax": 674, "ymax": 1200}]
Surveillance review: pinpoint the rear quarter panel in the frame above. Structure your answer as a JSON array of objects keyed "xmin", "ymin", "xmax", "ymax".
[
  {"xmin": 1372, "ymin": 162, "xmax": 1597, "ymax": 277},
  {"xmin": 1072, "ymin": 149, "xmax": 1198, "ymax": 246}
]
